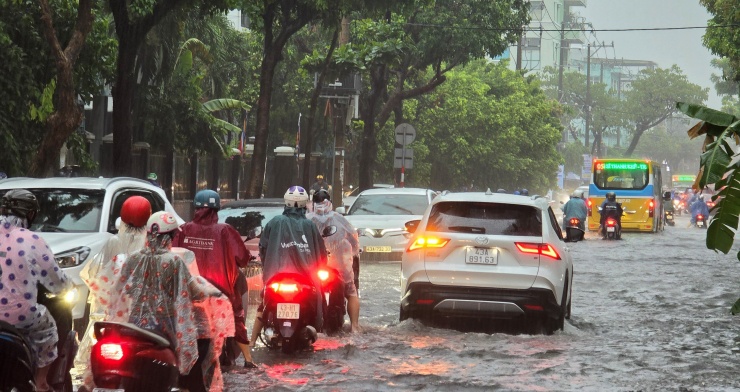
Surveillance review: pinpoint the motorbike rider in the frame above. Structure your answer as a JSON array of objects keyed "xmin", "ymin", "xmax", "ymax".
[
  {"xmin": 690, "ymin": 194, "xmax": 710, "ymax": 226},
  {"xmin": 306, "ymin": 189, "xmax": 362, "ymax": 333},
  {"xmin": 310, "ymin": 174, "xmax": 331, "ymax": 194},
  {"xmin": 249, "ymin": 186, "xmax": 329, "ymax": 345},
  {"xmin": 0, "ymin": 189, "xmax": 71, "ymax": 391},
  {"xmin": 106, "ymin": 211, "xmax": 217, "ymax": 392},
  {"xmin": 599, "ymin": 192, "xmax": 624, "ymax": 236},
  {"xmin": 172, "ymin": 189, "xmax": 256, "ymax": 368},
  {"xmin": 77, "ymin": 196, "xmax": 152, "ymax": 381},
  {"xmin": 561, "ymin": 189, "xmax": 588, "ymax": 229}
]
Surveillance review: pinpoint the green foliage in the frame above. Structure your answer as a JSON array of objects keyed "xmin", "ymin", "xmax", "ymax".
[
  {"xmin": 29, "ymin": 79, "xmax": 56, "ymax": 123},
  {"xmin": 678, "ymin": 101, "xmax": 740, "ymax": 313},
  {"xmin": 700, "ymin": 0, "xmax": 740, "ymax": 84},
  {"xmin": 380, "ymin": 60, "xmax": 561, "ymax": 192}
]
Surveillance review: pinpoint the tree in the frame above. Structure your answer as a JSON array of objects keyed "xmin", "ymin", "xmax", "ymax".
[
  {"xmin": 0, "ymin": 0, "xmax": 115, "ymax": 176},
  {"xmin": 701, "ymin": 0, "xmax": 740, "ymax": 85},
  {"xmin": 108, "ymin": 0, "xmax": 231, "ymax": 176},
  {"xmin": 621, "ymin": 66, "xmax": 708, "ymax": 156},
  {"xmin": 27, "ymin": 0, "xmax": 95, "ymax": 177},
  {"xmin": 241, "ymin": 0, "xmax": 341, "ymax": 198},
  {"xmin": 361, "ymin": 0, "xmax": 530, "ymax": 191},
  {"xmin": 677, "ymin": 102, "xmax": 740, "ymax": 313},
  {"xmin": 380, "ymin": 60, "xmax": 562, "ymax": 192}
]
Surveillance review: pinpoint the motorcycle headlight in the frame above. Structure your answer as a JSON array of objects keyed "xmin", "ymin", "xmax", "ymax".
[
  {"xmin": 55, "ymin": 246, "xmax": 91, "ymax": 268},
  {"xmin": 44, "ymin": 287, "xmax": 79, "ymax": 304}
]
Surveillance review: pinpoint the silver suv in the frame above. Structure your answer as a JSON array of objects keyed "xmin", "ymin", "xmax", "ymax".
[
  {"xmin": 400, "ymin": 191, "xmax": 573, "ymax": 334},
  {"xmin": 0, "ymin": 177, "xmax": 183, "ymax": 334}
]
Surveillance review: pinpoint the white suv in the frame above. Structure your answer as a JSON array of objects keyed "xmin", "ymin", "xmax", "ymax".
[
  {"xmin": 400, "ymin": 191, "xmax": 573, "ymax": 334},
  {"xmin": 0, "ymin": 177, "xmax": 183, "ymax": 334}
]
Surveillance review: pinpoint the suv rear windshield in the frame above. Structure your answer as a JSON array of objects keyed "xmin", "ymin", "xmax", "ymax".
[
  {"xmin": 348, "ymin": 194, "xmax": 428, "ymax": 216},
  {"xmin": 27, "ymin": 189, "xmax": 104, "ymax": 233},
  {"xmin": 427, "ymin": 202, "xmax": 542, "ymax": 236}
]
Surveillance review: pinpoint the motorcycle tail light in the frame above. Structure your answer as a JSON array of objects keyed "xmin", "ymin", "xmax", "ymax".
[
  {"xmin": 318, "ymin": 270, "xmax": 330, "ymax": 282},
  {"xmin": 697, "ymin": 214, "xmax": 704, "ymax": 220},
  {"xmin": 270, "ymin": 282, "xmax": 299, "ymax": 293},
  {"xmin": 569, "ymin": 218, "xmax": 579, "ymax": 225},
  {"xmin": 606, "ymin": 218, "xmax": 616, "ymax": 226},
  {"xmin": 515, "ymin": 242, "xmax": 561, "ymax": 260},
  {"xmin": 99, "ymin": 343, "xmax": 124, "ymax": 361}
]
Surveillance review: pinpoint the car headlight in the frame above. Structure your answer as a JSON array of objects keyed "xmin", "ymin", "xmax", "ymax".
[{"xmin": 55, "ymin": 246, "xmax": 91, "ymax": 268}]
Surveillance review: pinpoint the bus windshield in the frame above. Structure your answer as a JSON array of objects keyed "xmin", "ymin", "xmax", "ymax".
[{"xmin": 593, "ymin": 161, "xmax": 649, "ymax": 191}]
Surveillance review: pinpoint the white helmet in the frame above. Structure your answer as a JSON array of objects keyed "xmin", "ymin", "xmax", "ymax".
[
  {"xmin": 284, "ymin": 186, "xmax": 309, "ymax": 208},
  {"xmin": 573, "ymin": 190, "xmax": 584, "ymax": 199},
  {"xmin": 147, "ymin": 211, "xmax": 180, "ymax": 235}
]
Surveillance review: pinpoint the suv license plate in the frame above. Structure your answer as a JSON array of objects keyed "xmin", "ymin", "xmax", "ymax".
[
  {"xmin": 277, "ymin": 303, "xmax": 300, "ymax": 319},
  {"xmin": 466, "ymin": 247, "xmax": 498, "ymax": 265},
  {"xmin": 365, "ymin": 246, "xmax": 391, "ymax": 252}
]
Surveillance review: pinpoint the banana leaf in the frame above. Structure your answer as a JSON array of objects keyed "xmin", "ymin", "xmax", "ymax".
[
  {"xmin": 706, "ymin": 161, "xmax": 740, "ymax": 254},
  {"xmin": 732, "ymin": 298, "xmax": 740, "ymax": 315},
  {"xmin": 202, "ymin": 98, "xmax": 249, "ymax": 113},
  {"xmin": 676, "ymin": 102, "xmax": 737, "ymax": 127}
]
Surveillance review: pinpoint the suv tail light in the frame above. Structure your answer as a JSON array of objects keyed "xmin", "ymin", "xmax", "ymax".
[
  {"xmin": 408, "ymin": 236, "xmax": 450, "ymax": 252},
  {"xmin": 515, "ymin": 242, "xmax": 561, "ymax": 260}
]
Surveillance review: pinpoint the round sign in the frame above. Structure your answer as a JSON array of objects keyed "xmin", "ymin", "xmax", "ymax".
[{"xmin": 394, "ymin": 123, "xmax": 416, "ymax": 145}]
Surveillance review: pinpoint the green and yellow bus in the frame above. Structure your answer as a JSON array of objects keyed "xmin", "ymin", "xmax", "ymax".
[
  {"xmin": 671, "ymin": 174, "xmax": 697, "ymax": 192},
  {"xmin": 586, "ymin": 159, "xmax": 664, "ymax": 233}
]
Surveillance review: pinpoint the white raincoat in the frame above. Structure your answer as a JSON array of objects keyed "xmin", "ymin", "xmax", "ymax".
[{"xmin": 307, "ymin": 200, "xmax": 360, "ymax": 284}]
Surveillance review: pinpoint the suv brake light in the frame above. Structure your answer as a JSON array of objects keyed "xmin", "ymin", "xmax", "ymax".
[
  {"xmin": 515, "ymin": 242, "xmax": 561, "ymax": 260},
  {"xmin": 408, "ymin": 236, "xmax": 449, "ymax": 252}
]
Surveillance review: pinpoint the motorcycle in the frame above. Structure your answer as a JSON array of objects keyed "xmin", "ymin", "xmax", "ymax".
[
  {"xmin": 603, "ymin": 217, "xmax": 621, "ymax": 240},
  {"xmin": 258, "ymin": 225, "xmax": 339, "ymax": 353},
  {"xmin": 664, "ymin": 209, "xmax": 675, "ymax": 226},
  {"xmin": 90, "ymin": 321, "xmax": 179, "ymax": 392},
  {"xmin": 564, "ymin": 217, "xmax": 585, "ymax": 242},
  {"xmin": 695, "ymin": 214, "xmax": 707, "ymax": 229},
  {"xmin": 0, "ymin": 285, "xmax": 77, "ymax": 392}
]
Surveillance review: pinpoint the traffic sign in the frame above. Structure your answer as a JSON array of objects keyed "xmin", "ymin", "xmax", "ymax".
[
  {"xmin": 394, "ymin": 147, "xmax": 413, "ymax": 169},
  {"xmin": 395, "ymin": 123, "xmax": 416, "ymax": 145}
]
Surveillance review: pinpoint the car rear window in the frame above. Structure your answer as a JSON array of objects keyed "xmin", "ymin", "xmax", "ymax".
[
  {"xmin": 426, "ymin": 202, "xmax": 542, "ymax": 236},
  {"xmin": 348, "ymin": 194, "xmax": 428, "ymax": 215}
]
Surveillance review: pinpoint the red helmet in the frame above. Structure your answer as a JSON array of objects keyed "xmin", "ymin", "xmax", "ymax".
[{"xmin": 120, "ymin": 196, "xmax": 151, "ymax": 228}]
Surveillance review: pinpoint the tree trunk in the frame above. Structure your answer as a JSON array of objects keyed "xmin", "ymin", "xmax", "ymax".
[
  {"xmin": 246, "ymin": 48, "xmax": 279, "ymax": 198},
  {"xmin": 28, "ymin": 0, "xmax": 93, "ymax": 177},
  {"xmin": 111, "ymin": 38, "xmax": 138, "ymax": 176},
  {"xmin": 358, "ymin": 65, "xmax": 388, "ymax": 191},
  {"xmin": 302, "ymin": 27, "xmax": 339, "ymax": 187}
]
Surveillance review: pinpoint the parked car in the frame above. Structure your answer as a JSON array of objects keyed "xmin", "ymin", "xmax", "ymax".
[
  {"xmin": 400, "ymin": 190, "xmax": 574, "ymax": 334},
  {"xmin": 0, "ymin": 177, "xmax": 184, "ymax": 336},
  {"xmin": 339, "ymin": 188, "xmax": 436, "ymax": 263},
  {"xmin": 217, "ymin": 198, "xmax": 285, "ymax": 259},
  {"xmin": 341, "ymin": 184, "xmax": 394, "ymax": 209}
]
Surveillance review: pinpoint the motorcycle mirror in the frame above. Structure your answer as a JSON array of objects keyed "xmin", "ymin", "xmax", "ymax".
[
  {"xmin": 247, "ymin": 226, "xmax": 263, "ymax": 240},
  {"xmin": 322, "ymin": 226, "xmax": 337, "ymax": 237}
]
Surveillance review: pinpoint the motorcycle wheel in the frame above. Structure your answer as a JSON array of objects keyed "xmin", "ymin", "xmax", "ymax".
[
  {"xmin": 324, "ymin": 307, "xmax": 345, "ymax": 336},
  {"xmin": 281, "ymin": 337, "xmax": 297, "ymax": 354}
]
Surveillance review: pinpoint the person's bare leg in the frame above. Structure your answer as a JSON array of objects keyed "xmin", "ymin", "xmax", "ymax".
[
  {"xmin": 249, "ymin": 312, "xmax": 263, "ymax": 347},
  {"xmin": 236, "ymin": 342, "xmax": 255, "ymax": 365},
  {"xmin": 347, "ymin": 296, "xmax": 362, "ymax": 333},
  {"xmin": 35, "ymin": 365, "xmax": 51, "ymax": 391}
]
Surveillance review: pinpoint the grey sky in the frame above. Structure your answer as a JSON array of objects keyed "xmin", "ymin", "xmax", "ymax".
[{"xmin": 580, "ymin": 0, "xmax": 722, "ymax": 108}]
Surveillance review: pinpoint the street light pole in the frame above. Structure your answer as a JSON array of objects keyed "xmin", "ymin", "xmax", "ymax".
[{"xmin": 585, "ymin": 43, "xmax": 591, "ymax": 149}]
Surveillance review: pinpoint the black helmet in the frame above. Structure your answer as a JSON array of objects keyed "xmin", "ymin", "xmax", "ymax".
[
  {"xmin": 1, "ymin": 189, "xmax": 39, "ymax": 224},
  {"xmin": 606, "ymin": 192, "xmax": 616, "ymax": 201},
  {"xmin": 521, "ymin": 188, "xmax": 529, "ymax": 196},
  {"xmin": 312, "ymin": 189, "xmax": 331, "ymax": 203}
]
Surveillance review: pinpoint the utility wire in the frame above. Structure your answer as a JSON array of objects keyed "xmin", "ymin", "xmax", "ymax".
[{"xmin": 404, "ymin": 23, "xmax": 739, "ymax": 32}]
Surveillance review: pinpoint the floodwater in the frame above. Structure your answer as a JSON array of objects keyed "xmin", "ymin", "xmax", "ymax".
[
  {"xmin": 71, "ymin": 214, "xmax": 740, "ymax": 391},
  {"xmin": 226, "ymin": 214, "xmax": 740, "ymax": 391}
]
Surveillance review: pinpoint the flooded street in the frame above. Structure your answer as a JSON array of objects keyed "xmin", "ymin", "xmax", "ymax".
[{"xmin": 226, "ymin": 214, "xmax": 740, "ymax": 391}]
